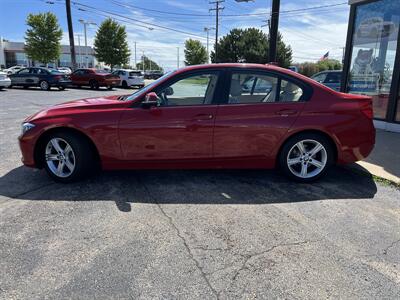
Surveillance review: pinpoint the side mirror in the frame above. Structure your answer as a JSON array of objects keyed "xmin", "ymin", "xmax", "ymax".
[
  {"xmin": 141, "ymin": 92, "xmax": 159, "ymax": 109},
  {"xmin": 164, "ymin": 86, "xmax": 174, "ymax": 96}
]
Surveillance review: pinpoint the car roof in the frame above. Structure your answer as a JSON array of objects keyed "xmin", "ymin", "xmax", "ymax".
[{"xmin": 174, "ymin": 63, "xmax": 325, "ymax": 86}]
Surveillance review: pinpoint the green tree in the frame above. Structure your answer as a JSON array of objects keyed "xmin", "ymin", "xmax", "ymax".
[
  {"xmin": 24, "ymin": 12, "xmax": 63, "ymax": 65},
  {"xmin": 136, "ymin": 55, "xmax": 163, "ymax": 72},
  {"xmin": 184, "ymin": 39, "xmax": 208, "ymax": 65},
  {"xmin": 296, "ymin": 59, "xmax": 342, "ymax": 77},
  {"xmin": 210, "ymin": 28, "xmax": 292, "ymax": 68},
  {"xmin": 94, "ymin": 19, "xmax": 130, "ymax": 69}
]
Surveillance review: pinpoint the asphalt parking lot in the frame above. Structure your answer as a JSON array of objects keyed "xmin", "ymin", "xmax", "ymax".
[{"xmin": 0, "ymin": 86, "xmax": 399, "ymax": 299}]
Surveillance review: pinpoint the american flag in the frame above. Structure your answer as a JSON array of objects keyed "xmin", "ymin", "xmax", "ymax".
[{"xmin": 320, "ymin": 51, "xmax": 329, "ymax": 61}]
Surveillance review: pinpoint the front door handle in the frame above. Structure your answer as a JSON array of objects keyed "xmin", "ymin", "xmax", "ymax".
[
  {"xmin": 275, "ymin": 109, "xmax": 297, "ymax": 117},
  {"xmin": 192, "ymin": 114, "xmax": 213, "ymax": 121}
]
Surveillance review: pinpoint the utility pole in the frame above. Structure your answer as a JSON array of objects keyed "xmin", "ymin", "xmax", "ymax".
[
  {"xmin": 204, "ymin": 27, "xmax": 215, "ymax": 64},
  {"xmin": 65, "ymin": 0, "xmax": 77, "ymax": 70},
  {"xmin": 209, "ymin": 0, "xmax": 224, "ymax": 63},
  {"xmin": 269, "ymin": 0, "xmax": 280, "ymax": 64},
  {"xmin": 177, "ymin": 47, "xmax": 180, "ymax": 69}
]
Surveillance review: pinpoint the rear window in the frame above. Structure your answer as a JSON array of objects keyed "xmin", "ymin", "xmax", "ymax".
[
  {"xmin": 95, "ymin": 70, "xmax": 110, "ymax": 74},
  {"xmin": 129, "ymin": 71, "xmax": 142, "ymax": 76}
]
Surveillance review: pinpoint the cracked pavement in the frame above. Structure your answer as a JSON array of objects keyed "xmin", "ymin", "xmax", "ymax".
[{"xmin": 1, "ymin": 87, "xmax": 399, "ymax": 299}]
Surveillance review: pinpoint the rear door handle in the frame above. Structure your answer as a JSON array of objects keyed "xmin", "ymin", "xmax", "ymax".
[
  {"xmin": 192, "ymin": 114, "xmax": 213, "ymax": 121},
  {"xmin": 275, "ymin": 109, "xmax": 297, "ymax": 117}
]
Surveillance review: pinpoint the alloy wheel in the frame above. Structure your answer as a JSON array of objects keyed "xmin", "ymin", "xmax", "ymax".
[
  {"xmin": 40, "ymin": 81, "xmax": 49, "ymax": 90},
  {"xmin": 286, "ymin": 139, "xmax": 327, "ymax": 179},
  {"xmin": 45, "ymin": 138, "xmax": 76, "ymax": 178}
]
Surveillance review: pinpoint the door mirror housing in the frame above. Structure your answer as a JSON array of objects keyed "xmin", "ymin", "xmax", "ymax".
[{"xmin": 142, "ymin": 92, "xmax": 159, "ymax": 109}]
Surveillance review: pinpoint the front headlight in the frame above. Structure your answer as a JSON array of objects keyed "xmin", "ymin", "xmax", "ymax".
[{"xmin": 21, "ymin": 122, "xmax": 35, "ymax": 135}]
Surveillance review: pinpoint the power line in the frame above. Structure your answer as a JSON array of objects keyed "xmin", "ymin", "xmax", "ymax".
[{"xmin": 68, "ymin": 1, "xmax": 208, "ymax": 40}]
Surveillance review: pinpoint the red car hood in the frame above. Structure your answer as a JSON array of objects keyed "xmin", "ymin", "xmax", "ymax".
[{"xmin": 25, "ymin": 95, "xmax": 128, "ymax": 122}]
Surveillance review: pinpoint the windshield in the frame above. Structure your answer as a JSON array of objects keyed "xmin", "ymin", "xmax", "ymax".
[
  {"xmin": 125, "ymin": 71, "xmax": 175, "ymax": 101},
  {"xmin": 95, "ymin": 70, "xmax": 110, "ymax": 74}
]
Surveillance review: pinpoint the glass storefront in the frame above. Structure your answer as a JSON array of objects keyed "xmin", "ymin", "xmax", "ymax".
[
  {"xmin": 397, "ymin": 86, "xmax": 400, "ymax": 122},
  {"xmin": 347, "ymin": 0, "xmax": 400, "ymax": 119}
]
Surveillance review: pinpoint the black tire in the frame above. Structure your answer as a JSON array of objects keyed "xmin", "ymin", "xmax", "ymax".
[
  {"xmin": 89, "ymin": 80, "xmax": 99, "ymax": 90},
  {"xmin": 76, "ymin": 85, "xmax": 81, "ymax": 89},
  {"xmin": 23, "ymin": 85, "xmax": 29, "ymax": 89},
  {"xmin": 107, "ymin": 85, "xmax": 113, "ymax": 90},
  {"xmin": 121, "ymin": 80, "xmax": 128, "ymax": 88},
  {"xmin": 42, "ymin": 132, "xmax": 95, "ymax": 183},
  {"xmin": 278, "ymin": 132, "xmax": 334, "ymax": 183},
  {"xmin": 39, "ymin": 80, "xmax": 50, "ymax": 91},
  {"xmin": 8, "ymin": 85, "xmax": 12, "ymax": 89}
]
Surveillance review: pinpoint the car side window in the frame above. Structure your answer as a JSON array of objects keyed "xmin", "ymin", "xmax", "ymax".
[
  {"xmin": 279, "ymin": 80, "xmax": 303, "ymax": 102},
  {"xmin": 73, "ymin": 70, "xmax": 83, "ymax": 75},
  {"xmin": 311, "ymin": 73, "xmax": 327, "ymax": 83},
  {"xmin": 229, "ymin": 73, "xmax": 278, "ymax": 104},
  {"xmin": 17, "ymin": 68, "xmax": 30, "ymax": 74},
  {"xmin": 156, "ymin": 73, "xmax": 219, "ymax": 106},
  {"xmin": 325, "ymin": 72, "xmax": 341, "ymax": 83}
]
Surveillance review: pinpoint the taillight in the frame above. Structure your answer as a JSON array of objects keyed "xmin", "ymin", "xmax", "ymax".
[
  {"xmin": 360, "ymin": 102, "xmax": 373, "ymax": 119},
  {"xmin": 54, "ymin": 75, "xmax": 62, "ymax": 80}
]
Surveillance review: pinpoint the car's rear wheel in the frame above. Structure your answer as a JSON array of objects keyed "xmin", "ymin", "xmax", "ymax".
[
  {"xmin": 43, "ymin": 132, "xmax": 94, "ymax": 182},
  {"xmin": 89, "ymin": 80, "xmax": 99, "ymax": 90},
  {"xmin": 40, "ymin": 80, "xmax": 50, "ymax": 91},
  {"xmin": 279, "ymin": 133, "xmax": 333, "ymax": 182},
  {"xmin": 122, "ymin": 80, "xmax": 128, "ymax": 88}
]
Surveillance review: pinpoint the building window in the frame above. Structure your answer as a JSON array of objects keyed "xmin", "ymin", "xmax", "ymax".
[{"xmin": 347, "ymin": 0, "xmax": 400, "ymax": 119}]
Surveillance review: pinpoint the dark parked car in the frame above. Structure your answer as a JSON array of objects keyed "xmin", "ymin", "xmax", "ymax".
[
  {"xmin": 8, "ymin": 67, "xmax": 71, "ymax": 91},
  {"xmin": 70, "ymin": 69, "xmax": 120, "ymax": 90},
  {"xmin": 311, "ymin": 70, "xmax": 342, "ymax": 91},
  {"xmin": 19, "ymin": 63, "xmax": 375, "ymax": 183},
  {"xmin": 145, "ymin": 70, "xmax": 164, "ymax": 80}
]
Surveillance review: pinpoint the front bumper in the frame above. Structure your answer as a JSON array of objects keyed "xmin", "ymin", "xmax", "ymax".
[{"xmin": 19, "ymin": 134, "xmax": 37, "ymax": 168}]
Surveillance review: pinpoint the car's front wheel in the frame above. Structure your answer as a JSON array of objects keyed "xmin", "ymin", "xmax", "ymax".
[
  {"xmin": 43, "ymin": 132, "xmax": 94, "ymax": 182},
  {"xmin": 40, "ymin": 80, "xmax": 50, "ymax": 91},
  {"xmin": 279, "ymin": 133, "xmax": 333, "ymax": 182}
]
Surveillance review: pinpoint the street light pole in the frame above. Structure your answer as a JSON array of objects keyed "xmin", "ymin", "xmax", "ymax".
[
  {"xmin": 134, "ymin": 41, "xmax": 137, "ymax": 69},
  {"xmin": 177, "ymin": 47, "xmax": 180, "ymax": 69},
  {"xmin": 269, "ymin": 0, "xmax": 280, "ymax": 63},
  {"xmin": 79, "ymin": 19, "xmax": 96, "ymax": 68},
  {"xmin": 204, "ymin": 27, "xmax": 215, "ymax": 64}
]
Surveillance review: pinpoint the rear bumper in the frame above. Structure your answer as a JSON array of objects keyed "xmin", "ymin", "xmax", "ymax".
[
  {"xmin": 0, "ymin": 78, "xmax": 11, "ymax": 87},
  {"xmin": 51, "ymin": 80, "xmax": 71, "ymax": 87},
  {"xmin": 101, "ymin": 79, "xmax": 120, "ymax": 86}
]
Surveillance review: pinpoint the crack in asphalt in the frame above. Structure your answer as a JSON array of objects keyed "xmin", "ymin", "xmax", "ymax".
[
  {"xmin": 140, "ymin": 181, "xmax": 219, "ymax": 300},
  {"xmin": 383, "ymin": 238, "xmax": 400, "ymax": 255},
  {"xmin": 231, "ymin": 239, "xmax": 321, "ymax": 282}
]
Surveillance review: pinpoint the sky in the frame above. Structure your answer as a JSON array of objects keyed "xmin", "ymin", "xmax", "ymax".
[{"xmin": 0, "ymin": 0, "xmax": 351, "ymax": 71}]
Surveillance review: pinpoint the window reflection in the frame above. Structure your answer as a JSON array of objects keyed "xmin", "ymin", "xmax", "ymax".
[{"xmin": 348, "ymin": 0, "xmax": 400, "ymax": 119}]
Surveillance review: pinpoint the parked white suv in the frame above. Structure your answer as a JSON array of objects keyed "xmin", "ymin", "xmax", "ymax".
[
  {"xmin": 0, "ymin": 72, "xmax": 11, "ymax": 89},
  {"xmin": 112, "ymin": 69, "xmax": 144, "ymax": 88},
  {"xmin": 4, "ymin": 65, "xmax": 25, "ymax": 75}
]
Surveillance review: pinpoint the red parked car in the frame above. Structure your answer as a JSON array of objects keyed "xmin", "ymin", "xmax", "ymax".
[
  {"xmin": 19, "ymin": 63, "xmax": 375, "ymax": 183},
  {"xmin": 70, "ymin": 68, "xmax": 120, "ymax": 90}
]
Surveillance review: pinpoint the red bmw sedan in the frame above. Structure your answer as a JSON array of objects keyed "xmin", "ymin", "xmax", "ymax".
[{"xmin": 19, "ymin": 64, "xmax": 375, "ymax": 183}]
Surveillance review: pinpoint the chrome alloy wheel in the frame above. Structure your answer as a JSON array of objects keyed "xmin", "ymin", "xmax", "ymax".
[
  {"xmin": 286, "ymin": 139, "xmax": 327, "ymax": 179},
  {"xmin": 45, "ymin": 138, "xmax": 76, "ymax": 178}
]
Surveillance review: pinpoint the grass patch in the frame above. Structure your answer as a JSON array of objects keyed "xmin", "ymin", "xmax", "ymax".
[{"xmin": 372, "ymin": 175, "xmax": 400, "ymax": 190}]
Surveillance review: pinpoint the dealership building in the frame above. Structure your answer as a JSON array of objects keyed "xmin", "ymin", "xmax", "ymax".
[
  {"xmin": 0, "ymin": 38, "xmax": 96, "ymax": 69},
  {"xmin": 342, "ymin": 0, "xmax": 400, "ymax": 132}
]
